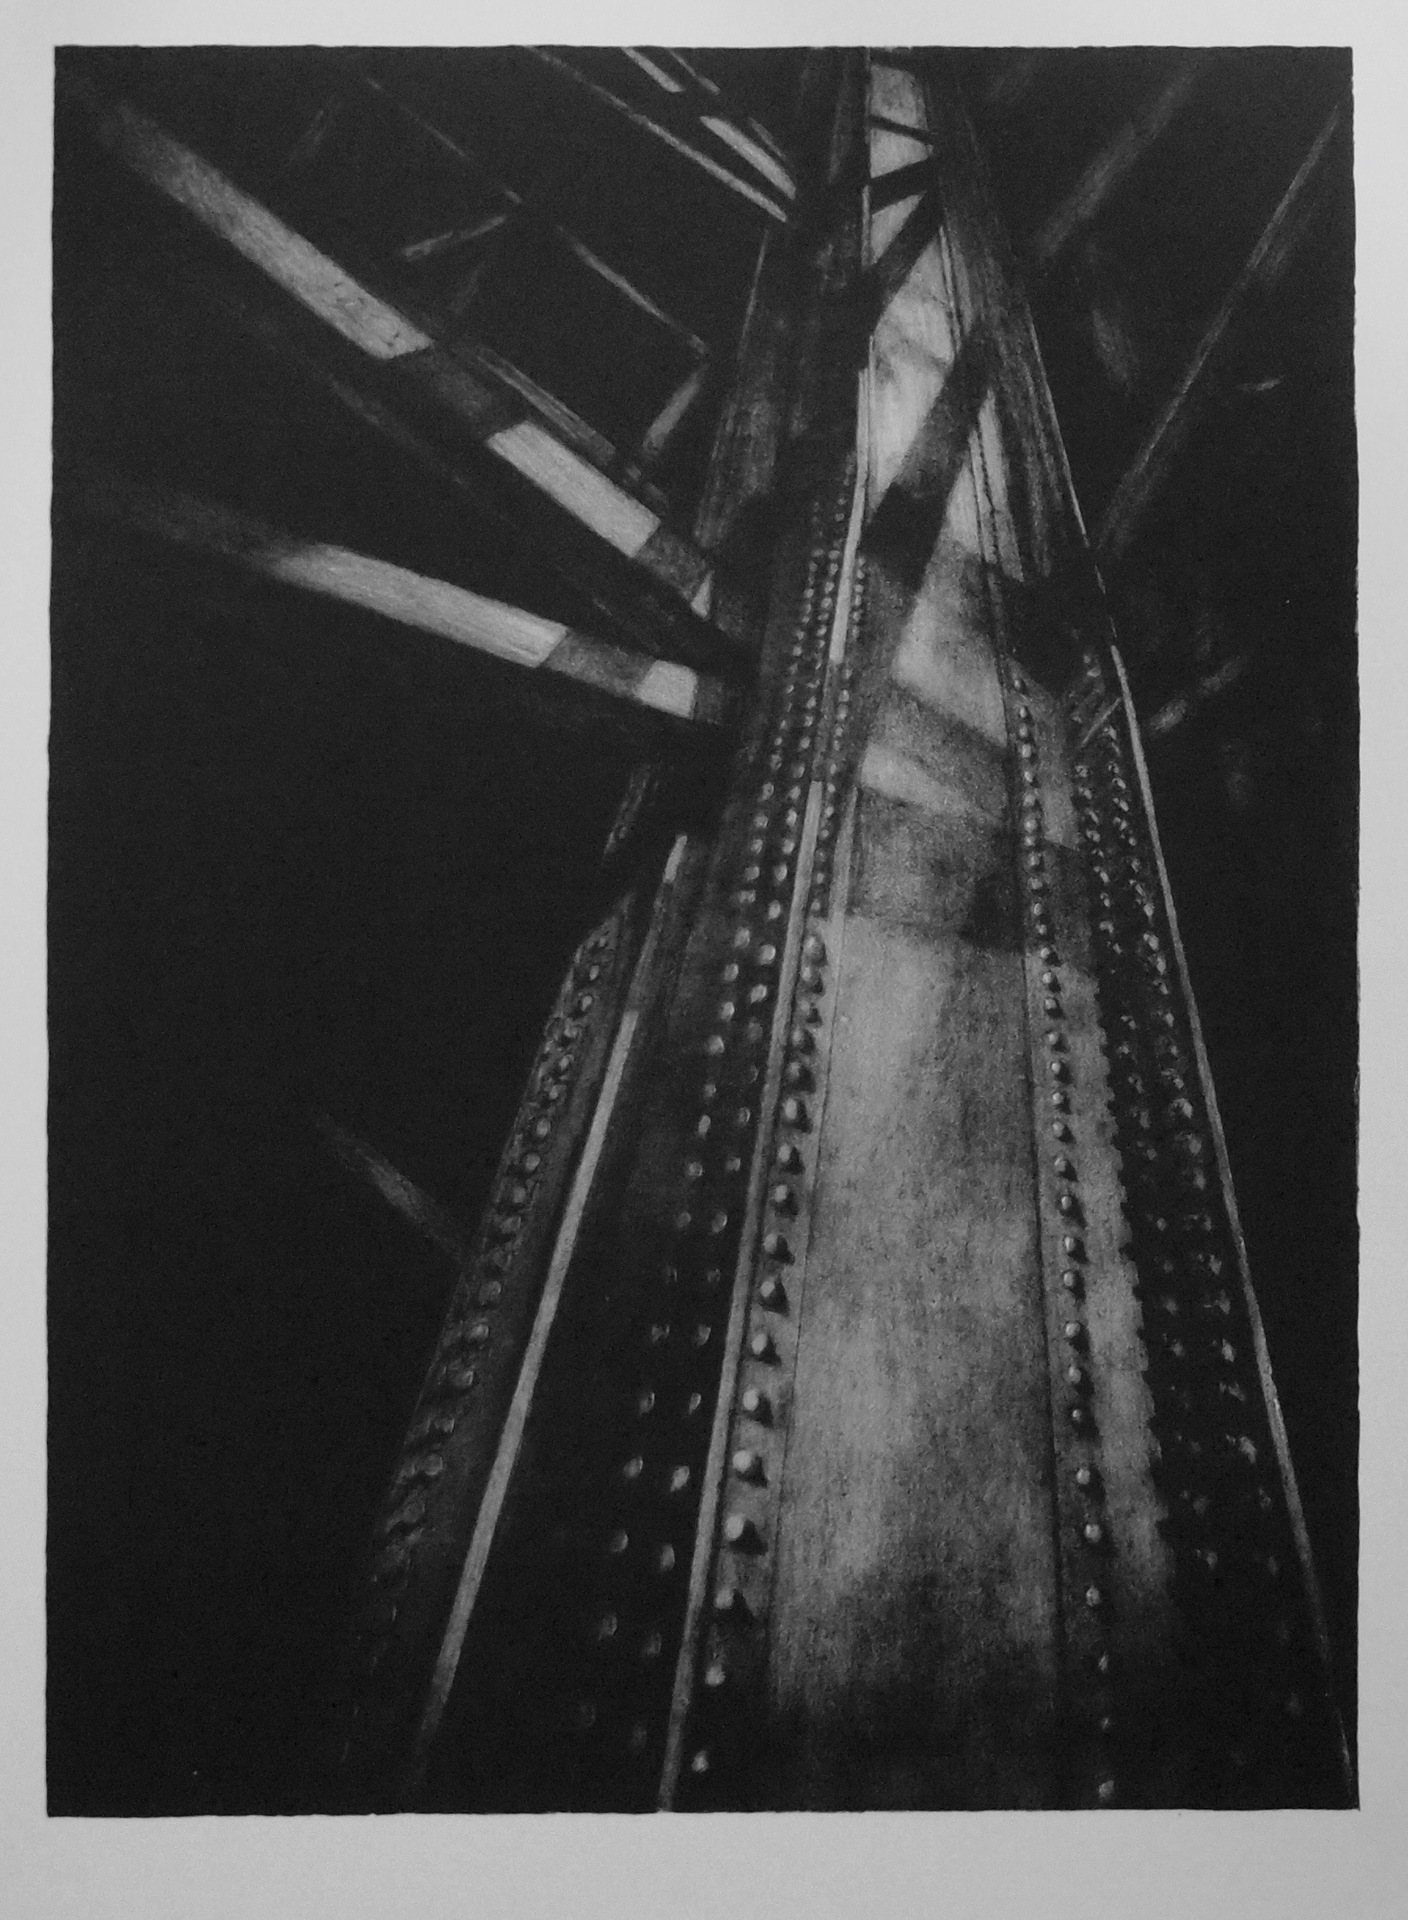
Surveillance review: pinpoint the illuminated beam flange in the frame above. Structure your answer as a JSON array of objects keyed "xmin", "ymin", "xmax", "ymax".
[
  {"xmin": 527, "ymin": 48, "xmax": 791, "ymax": 223},
  {"xmin": 71, "ymin": 82, "xmax": 735, "ymax": 638},
  {"xmin": 1031, "ymin": 58, "xmax": 1203, "ymax": 267},
  {"xmin": 638, "ymin": 358, "xmax": 713, "ymax": 468},
  {"xmin": 1096, "ymin": 100, "xmax": 1344, "ymax": 562},
  {"xmin": 72, "ymin": 472, "xmax": 731, "ymax": 730}
]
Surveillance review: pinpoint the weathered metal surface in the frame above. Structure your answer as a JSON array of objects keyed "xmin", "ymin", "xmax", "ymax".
[
  {"xmin": 332, "ymin": 48, "xmax": 1351, "ymax": 1812},
  {"xmin": 333, "ymin": 883, "xmax": 651, "ymax": 1801},
  {"xmin": 661, "ymin": 51, "xmax": 1350, "ymax": 1811}
]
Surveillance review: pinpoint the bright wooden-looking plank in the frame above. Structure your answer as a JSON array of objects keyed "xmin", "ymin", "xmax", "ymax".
[
  {"xmin": 699, "ymin": 116, "xmax": 796, "ymax": 200},
  {"xmin": 88, "ymin": 92, "xmax": 432, "ymax": 361},
  {"xmin": 623, "ymin": 46, "xmax": 685, "ymax": 93},
  {"xmin": 75, "ymin": 473, "xmax": 721, "ymax": 725},
  {"xmin": 75, "ymin": 81, "xmax": 732, "ymax": 619},
  {"xmin": 484, "ymin": 420, "xmax": 661, "ymax": 558},
  {"xmin": 271, "ymin": 541, "xmax": 564, "ymax": 665}
]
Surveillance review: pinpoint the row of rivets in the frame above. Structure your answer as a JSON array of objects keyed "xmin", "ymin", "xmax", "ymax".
[
  {"xmin": 678, "ymin": 489, "xmax": 868, "ymax": 1799},
  {"xmin": 1009, "ymin": 659, "xmax": 1119, "ymax": 1809},
  {"xmin": 1065, "ymin": 650, "xmax": 1335, "ymax": 1799},
  {"xmin": 347, "ymin": 913, "xmax": 623, "ymax": 1698},
  {"xmin": 570, "ymin": 472, "xmax": 860, "ymax": 1778}
]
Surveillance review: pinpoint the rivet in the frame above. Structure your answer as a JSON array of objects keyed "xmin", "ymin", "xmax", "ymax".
[
  {"xmin": 656, "ymin": 1544, "xmax": 677, "ymax": 1575},
  {"xmin": 708, "ymin": 1211, "xmax": 729, "ymax": 1236},
  {"xmin": 1085, "ymin": 1584, "xmax": 1103, "ymax": 1609},
  {"xmin": 687, "ymin": 1390, "xmax": 704, "ymax": 1415},
  {"xmin": 689, "ymin": 1750, "xmax": 711, "ymax": 1777},
  {"xmin": 724, "ymin": 1513, "xmax": 760, "ymax": 1549},
  {"xmin": 1061, "ymin": 1270, "xmax": 1082, "ymax": 1293},
  {"xmin": 1054, "ymin": 1156, "xmax": 1075, "ymax": 1178},
  {"xmin": 704, "ymin": 1662, "xmax": 727, "ymax": 1691},
  {"xmin": 1058, "ymin": 1194, "xmax": 1078, "ymax": 1218},
  {"xmin": 596, "ymin": 1612, "xmax": 618, "ymax": 1641},
  {"xmin": 691, "ymin": 1324, "xmax": 712, "ymax": 1348},
  {"xmin": 741, "ymin": 1387, "xmax": 771, "ymax": 1421},
  {"xmin": 761, "ymin": 1232, "xmax": 791, "ymax": 1261},
  {"xmin": 781, "ymin": 1097, "xmax": 810, "ymax": 1129},
  {"xmin": 1097, "ymin": 1779, "xmax": 1116, "ymax": 1806},
  {"xmin": 608, "ymin": 1528, "xmax": 629, "ymax": 1555},
  {"xmin": 622, "ymin": 1455, "xmax": 644, "ymax": 1482},
  {"xmin": 531, "ymin": 1116, "xmax": 552, "ymax": 1142},
  {"xmin": 1064, "ymin": 1320, "xmax": 1082, "ymax": 1341},
  {"xmin": 1049, "ymin": 1061, "xmax": 1069, "ymax": 1082},
  {"xmin": 671, "ymin": 1465, "xmax": 692, "ymax": 1494},
  {"xmin": 1070, "ymin": 1406, "xmax": 1090, "ymax": 1430},
  {"xmin": 1062, "ymin": 1236, "xmax": 1083, "ymax": 1257},
  {"xmin": 1083, "ymin": 1521, "xmax": 1105, "ymax": 1546},
  {"xmin": 750, "ymin": 1331, "xmax": 778, "ymax": 1362},
  {"xmin": 759, "ymin": 1275, "xmax": 787, "ymax": 1310},
  {"xmin": 1052, "ymin": 1122, "xmax": 1072, "ymax": 1141},
  {"xmin": 732, "ymin": 1449, "xmax": 764, "ymax": 1482},
  {"xmin": 684, "ymin": 1160, "xmax": 704, "ymax": 1182},
  {"xmin": 1075, "ymin": 1464, "xmax": 1094, "ymax": 1489},
  {"xmin": 1067, "ymin": 1363, "xmax": 1086, "ymax": 1388}
]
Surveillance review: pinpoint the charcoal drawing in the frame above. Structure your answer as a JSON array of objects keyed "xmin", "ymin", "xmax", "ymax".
[{"xmin": 49, "ymin": 45, "xmax": 1356, "ymax": 1813}]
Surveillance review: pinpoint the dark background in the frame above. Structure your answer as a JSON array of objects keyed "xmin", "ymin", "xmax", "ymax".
[{"xmin": 49, "ymin": 47, "xmax": 1356, "ymax": 1811}]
